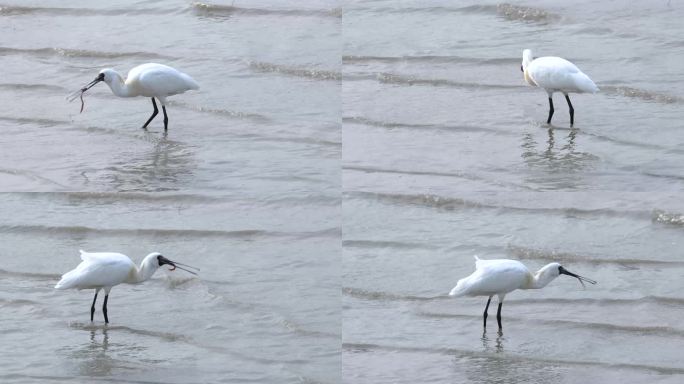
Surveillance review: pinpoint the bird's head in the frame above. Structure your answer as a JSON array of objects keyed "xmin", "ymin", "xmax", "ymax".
[
  {"xmin": 553, "ymin": 263, "xmax": 597, "ymax": 288},
  {"xmin": 98, "ymin": 69, "xmax": 119, "ymax": 85},
  {"xmin": 532, "ymin": 262, "xmax": 596, "ymax": 289},
  {"xmin": 77, "ymin": 69, "xmax": 117, "ymax": 94},
  {"xmin": 149, "ymin": 252, "xmax": 199, "ymax": 275},
  {"xmin": 521, "ymin": 49, "xmax": 534, "ymax": 72},
  {"xmin": 79, "ymin": 71, "xmax": 105, "ymax": 93}
]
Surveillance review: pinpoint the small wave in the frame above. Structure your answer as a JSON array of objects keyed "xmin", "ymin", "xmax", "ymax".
[
  {"xmin": 508, "ymin": 245, "xmax": 684, "ymax": 267},
  {"xmin": 233, "ymin": 133, "xmax": 341, "ymax": 148},
  {"xmin": 602, "ymin": 85, "xmax": 684, "ymax": 104},
  {"xmin": 0, "ymin": 224, "xmax": 339, "ymax": 240},
  {"xmin": 641, "ymin": 171, "xmax": 684, "ymax": 182},
  {"xmin": 342, "ymin": 116, "xmax": 504, "ymax": 135},
  {"xmin": 0, "ymin": 268, "xmax": 61, "ymax": 280},
  {"xmin": 343, "ymin": 287, "xmax": 447, "ymax": 302},
  {"xmin": 506, "ymin": 296, "xmax": 684, "ymax": 307},
  {"xmin": 343, "ymin": 55, "xmax": 514, "ymax": 65},
  {"xmin": 342, "ymin": 342, "xmax": 684, "ymax": 374},
  {"xmin": 344, "ymin": 287, "xmax": 684, "ymax": 307},
  {"xmin": 494, "ymin": 3, "xmax": 560, "ymax": 23},
  {"xmin": 354, "ymin": 4, "xmax": 558, "ymax": 23},
  {"xmin": 652, "ymin": 210, "xmax": 684, "ymax": 226},
  {"xmin": 0, "ymin": 5, "xmax": 176, "ymax": 16},
  {"xmin": 192, "ymin": 2, "xmax": 341, "ymax": 18},
  {"xmin": 0, "ymin": 166, "xmax": 69, "ymax": 188},
  {"xmin": 376, "ymin": 72, "xmax": 521, "ymax": 90},
  {"xmin": 582, "ymin": 131, "xmax": 671, "ymax": 151},
  {"xmin": 281, "ymin": 319, "xmax": 339, "ymax": 339},
  {"xmin": 167, "ymin": 100, "xmax": 270, "ymax": 121},
  {"xmin": 346, "ymin": 191, "xmax": 649, "ymax": 220},
  {"xmin": 417, "ymin": 311, "xmax": 684, "ymax": 337},
  {"xmin": 344, "ymin": 165, "xmax": 536, "ymax": 191},
  {"xmin": 0, "ymin": 46, "xmax": 174, "ymax": 60},
  {"xmin": 12, "ymin": 191, "xmax": 229, "ymax": 204},
  {"xmin": 0, "ymin": 83, "xmax": 67, "ymax": 92},
  {"xmin": 343, "ymin": 240, "xmax": 439, "ymax": 250},
  {"xmin": 0, "ymin": 298, "xmax": 39, "ymax": 307},
  {"xmin": 346, "ymin": 191, "xmax": 483, "ymax": 211},
  {"xmin": 248, "ymin": 61, "xmax": 341, "ymax": 81},
  {"xmin": 68, "ymin": 322, "xmax": 190, "ymax": 342},
  {"xmin": 0, "ymin": 115, "xmax": 70, "ymax": 126}
]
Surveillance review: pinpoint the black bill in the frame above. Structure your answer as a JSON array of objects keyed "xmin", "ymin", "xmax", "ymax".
[{"xmin": 559, "ymin": 266, "xmax": 597, "ymax": 288}]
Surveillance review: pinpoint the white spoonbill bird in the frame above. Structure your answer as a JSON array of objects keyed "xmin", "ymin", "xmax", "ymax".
[
  {"xmin": 449, "ymin": 256, "xmax": 596, "ymax": 331},
  {"xmin": 521, "ymin": 49, "xmax": 598, "ymax": 126},
  {"xmin": 70, "ymin": 63, "xmax": 199, "ymax": 131},
  {"xmin": 55, "ymin": 250, "xmax": 199, "ymax": 323}
]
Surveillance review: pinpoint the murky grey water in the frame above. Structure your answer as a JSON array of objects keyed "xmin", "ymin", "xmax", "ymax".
[
  {"xmin": 343, "ymin": 0, "xmax": 684, "ymax": 383},
  {"xmin": 0, "ymin": 1, "xmax": 339, "ymax": 383},
  {"xmin": 3, "ymin": 0, "xmax": 684, "ymax": 383}
]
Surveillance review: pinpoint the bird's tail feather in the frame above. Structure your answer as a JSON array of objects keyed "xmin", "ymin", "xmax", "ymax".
[
  {"xmin": 181, "ymin": 73, "xmax": 200, "ymax": 90},
  {"xmin": 449, "ymin": 279, "xmax": 468, "ymax": 297},
  {"xmin": 574, "ymin": 72, "xmax": 599, "ymax": 93},
  {"xmin": 54, "ymin": 270, "xmax": 78, "ymax": 289}
]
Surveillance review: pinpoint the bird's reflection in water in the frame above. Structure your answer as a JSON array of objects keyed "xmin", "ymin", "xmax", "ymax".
[
  {"xmin": 103, "ymin": 133, "xmax": 195, "ymax": 192},
  {"xmin": 521, "ymin": 127, "xmax": 597, "ymax": 189},
  {"xmin": 72, "ymin": 327, "xmax": 116, "ymax": 377},
  {"xmin": 481, "ymin": 330, "xmax": 505, "ymax": 354},
  {"xmin": 457, "ymin": 330, "xmax": 560, "ymax": 384},
  {"xmin": 90, "ymin": 327, "xmax": 109, "ymax": 349},
  {"xmin": 60, "ymin": 324, "xmax": 148, "ymax": 377}
]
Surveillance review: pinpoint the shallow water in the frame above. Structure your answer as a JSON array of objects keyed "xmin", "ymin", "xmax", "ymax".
[
  {"xmin": 0, "ymin": 1, "xmax": 339, "ymax": 383},
  {"xmin": 342, "ymin": 0, "xmax": 684, "ymax": 383},
  {"xmin": 3, "ymin": 0, "xmax": 684, "ymax": 383}
]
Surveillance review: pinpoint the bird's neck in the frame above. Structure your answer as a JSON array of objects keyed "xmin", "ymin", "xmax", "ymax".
[
  {"xmin": 526, "ymin": 269, "xmax": 556, "ymax": 289},
  {"xmin": 523, "ymin": 69, "xmax": 538, "ymax": 87},
  {"xmin": 106, "ymin": 73, "xmax": 133, "ymax": 97},
  {"xmin": 129, "ymin": 261, "xmax": 157, "ymax": 283}
]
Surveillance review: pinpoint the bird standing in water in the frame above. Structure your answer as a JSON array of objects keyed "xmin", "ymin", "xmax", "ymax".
[
  {"xmin": 69, "ymin": 63, "xmax": 199, "ymax": 131},
  {"xmin": 521, "ymin": 49, "xmax": 598, "ymax": 126},
  {"xmin": 55, "ymin": 250, "xmax": 198, "ymax": 323},
  {"xmin": 449, "ymin": 256, "xmax": 596, "ymax": 332}
]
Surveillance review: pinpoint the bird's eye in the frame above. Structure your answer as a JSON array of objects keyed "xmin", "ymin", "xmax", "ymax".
[{"xmin": 520, "ymin": 65, "xmax": 524, "ymax": 72}]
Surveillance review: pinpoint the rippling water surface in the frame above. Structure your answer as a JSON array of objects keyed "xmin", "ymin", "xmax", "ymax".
[
  {"xmin": 0, "ymin": 1, "xmax": 339, "ymax": 383},
  {"xmin": 343, "ymin": 1, "xmax": 684, "ymax": 383},
  {"xmin": 3, "ymin": 0, "xmax": 684, "ymax": 383}
]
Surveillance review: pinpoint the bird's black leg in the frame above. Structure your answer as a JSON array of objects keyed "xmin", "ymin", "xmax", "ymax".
[
  {"xmin": 102, "ymin": 294, "xmax": 109, "ymax": 324},
  {"xmin": 142, "ymin": 98, "xmax": 159, "ymax": 129},
  {"xmin": 162, "ymin": 105, "xmax": 169, "ymax": 131},
  {"xmin": 90, "ymin": 291, "xmax": 98, "ymax": 322},
  {"xmin": 483, "ymin": 296, "xmax": 492, "ymax": 329},
  {"xmin": 565, "ymin": 94, "xmax": 574, "ymax": 127},
  {"xmin": 547, "ymin": 96, "xmax": 554, "ymax": 124},
  {"xmin": 496, "ymin": 302, "xmax": 503, "ymax": 331}
]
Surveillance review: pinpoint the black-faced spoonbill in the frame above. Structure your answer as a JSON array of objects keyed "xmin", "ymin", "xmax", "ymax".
[
  {"xmin": 449, "ymin": 256, "xmax": 596, "ymax": 332},
  {"xmin": 68, "ymin": 63, "xmax": 199, "ymax": 131},
  {"xmin": 55, "ymin": 250, "xmax": 199, "ymax": 323},
  {"xmin": 521, "ymin": 49, "xmax": 598, "ymax": 126}
]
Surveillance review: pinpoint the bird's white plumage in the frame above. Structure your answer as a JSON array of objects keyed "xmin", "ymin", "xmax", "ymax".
[
  {"xmin": 522, "ymin": 49, "xmax": 598, "ymax": 95},
  {"xmin": 76, "ymin": 63, "xmax": 199, "ymax": 130},
  {"xmin": 125, "ymin": 63, "xmax": 199, "ymax": 102},
  {"xmin": 55, "ymin": 250, "xmax": 198, "ymax": 323},
  {"xmin": 449, "ymin": 256, "xmax": 596, "ymax": 331},
  {"xmin": 101, "ymin": 63, "xmax": 199, "ymax": 104},
  {"xmin": 526, "ymin": 57, "xmax": 598, "ymax": 94},
  {"xmin": 449, "ymin": 257, "xmax": 531, "ymax": 298},
  {"xmin": 55, "ymin": 250, "xmax": 136, "ymax": 290}
]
